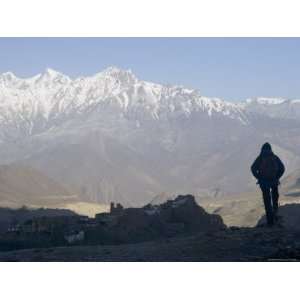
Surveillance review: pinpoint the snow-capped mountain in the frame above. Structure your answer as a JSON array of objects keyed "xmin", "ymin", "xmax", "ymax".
[
  {"xmin": 2, "ymin": 66, "xmax": 300, "ymax": 143},
  {"xmin": 0, "ymin": 67, "xmax": 252, "ymax": 142},
  {"xmin": 242, "ymin": 97, "xmax": 300, "ymax": 120},
  {"xmin": 1, "ymin": 67, "xmax": 300, "ymax": 206}
]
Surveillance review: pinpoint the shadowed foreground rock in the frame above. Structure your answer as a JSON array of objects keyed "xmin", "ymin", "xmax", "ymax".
[
  {"xmin": 1, "ymin": 226, "xmax": 300, "ymax": 262},
  {"xmin": 108, "ymin": 194, "xmax": 226, "ymax": 243},
  {"xmin": 257, "ymin": 203, "xmax": 300, "ymax": 230},
  {"xmin": 2, "ymin": 197, "xmax": 300, "ymax": 261}
]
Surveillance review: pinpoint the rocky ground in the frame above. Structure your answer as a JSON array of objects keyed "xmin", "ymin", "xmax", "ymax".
[
  {"xmin": 1, "ymin": 226, "xmax": 300, "ymax": 262},
  {"xmin": 1, "ymin": 195, "xmax": 300, "ymax": 262}
]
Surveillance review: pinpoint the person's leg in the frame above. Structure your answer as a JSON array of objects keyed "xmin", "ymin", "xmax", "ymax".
[
  {"xmin": 271, "ymin": 185, "xmax": 279, "ymax": 216},
  {"xmin": 261, "ymin": 186, "xmax": 274, "ymax": 225}
]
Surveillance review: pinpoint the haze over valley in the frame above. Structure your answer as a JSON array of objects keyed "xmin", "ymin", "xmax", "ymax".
[{"xmin": 0, "ymin": 67, "xmax": 300, "ymax": 221}]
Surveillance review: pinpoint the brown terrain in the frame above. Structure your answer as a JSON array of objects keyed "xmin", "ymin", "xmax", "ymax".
[{"xmin": 0, "ymin": 164, "xmax": 108, "ymax": 216}]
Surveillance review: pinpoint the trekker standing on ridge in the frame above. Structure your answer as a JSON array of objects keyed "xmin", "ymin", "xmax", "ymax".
[{"xmin": 251, "ymin": 143, "xmax": 285, "ymax": 226}]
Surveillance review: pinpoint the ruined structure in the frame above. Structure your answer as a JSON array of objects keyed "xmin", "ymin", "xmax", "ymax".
[{"xmin": 110, "ymin": 202, "xmax": 124, "ymax": 215}]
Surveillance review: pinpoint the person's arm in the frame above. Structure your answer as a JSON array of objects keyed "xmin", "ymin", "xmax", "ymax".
[
  {"xmin": 276, "ymin": 156, "xmax": 285, "ymax": 179},
  {"xmin": 251, "ymin": 156, "xmax": 260, "ymax": 180}
]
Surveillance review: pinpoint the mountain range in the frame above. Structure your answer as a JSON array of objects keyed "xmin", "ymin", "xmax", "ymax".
[{"xmin": 1, "ymin": 66, "xmax": 300, "ymax": 207}]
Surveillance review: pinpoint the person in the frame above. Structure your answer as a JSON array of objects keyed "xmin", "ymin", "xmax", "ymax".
[{"xmin": 251, "ymin": 143, "xmax": 285, "ymax": 226}]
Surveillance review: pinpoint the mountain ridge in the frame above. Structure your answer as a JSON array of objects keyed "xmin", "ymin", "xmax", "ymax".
[
  {"xmin": 1, "ymin": 67, "xmax": 300, "ymax": 205},
  {"xmin": 1, "ymin": 66, "xmax": 300, "ymax": 142}
]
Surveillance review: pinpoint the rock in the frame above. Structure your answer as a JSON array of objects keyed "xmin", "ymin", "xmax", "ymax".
[
  {"xmin": 257, "ymin": 204, "xmax": 300, "ymax": 230},
  {"xmin": 106, "ymin": 194, "xmax": 226, "ymax": 243}
]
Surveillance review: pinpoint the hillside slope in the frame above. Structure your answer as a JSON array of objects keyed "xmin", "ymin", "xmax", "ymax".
[
  {"xmin": 1, "ymin": 67, "xmax": 300, "ymax": 205},
  {"xmin": 0, "ymin": 164, "xmax": 107, "ymax": 216},
  {"xmin": 0, "ymin": 163, "xmax": 75, "ymax": 207}
]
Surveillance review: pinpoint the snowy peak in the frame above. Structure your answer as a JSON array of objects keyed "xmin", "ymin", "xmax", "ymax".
[
  {"xmin": 0, "ymin": 72, "xmax": 19, "ymax": 87},
  {"xmin": 242, "ymin": 96, "xmax": 300, "ymax": 120},
  {"xmin": 246, "ymin": 97, "xmax": 287, "ymax": 105},
  {"xmin": 36, "ymin": 68, "xmax": 71, "ymax": 85},
  {"xmin": 0, "ymin": 68, "xmax": 71, "ymax": 88},
  {"xmin": 0, "ymin": 67, "xmax": 250, "ymax": 137},
  {"xmin": 89, "ymin": 66, "xmax": 138, "ymax": 88},
  {"xmin": 0, "ymin": 71, "xmax": 17, "ymax": 81},
  {"xmin": 245, "ymin": 97, "xmax": 300, "ymax": 106},
  {"xmin": 100, "ymin": 66, "xmax": 136, "ymax": 79},
  {"xmin": 43, "ymin": 68, "xmax": 66, "ymax": 78},
  {"xmin": 2, "ymin": 66, "xmax": 300, "ymax": 141}
]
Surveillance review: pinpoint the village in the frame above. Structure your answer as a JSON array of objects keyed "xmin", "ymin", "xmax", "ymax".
[
  {"xmin": 0, "ymin": 195, "xmax": 226, "ymax": 251},
  {"xmin": 1, "ymin": 202, "xmax": 125, "ymax": 247}
]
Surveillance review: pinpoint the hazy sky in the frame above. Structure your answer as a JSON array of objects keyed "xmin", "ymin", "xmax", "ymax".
[{"xmin": 0, "ymin": 37, "xmax": 299, "ymax": 101}]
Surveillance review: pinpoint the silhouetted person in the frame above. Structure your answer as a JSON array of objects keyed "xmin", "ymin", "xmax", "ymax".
[{"xmin": 251, "ymin": 143, "xmax": 285, "ymax": 226}]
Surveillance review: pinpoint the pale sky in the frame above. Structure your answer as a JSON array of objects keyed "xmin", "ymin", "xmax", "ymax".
[{"xmin": 0, "ymin": 37, "xmax": 300, "ymax": 101}]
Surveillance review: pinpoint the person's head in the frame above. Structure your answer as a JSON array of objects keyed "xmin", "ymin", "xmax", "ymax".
[{"xmin": 260, "ymin": 142, "xmax": 272, "ymax": 155}]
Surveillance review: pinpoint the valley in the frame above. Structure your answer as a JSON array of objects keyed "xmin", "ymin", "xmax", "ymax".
[{"xmin": 0, "ymin": 67, "xmax": 300, "ymax": 221}]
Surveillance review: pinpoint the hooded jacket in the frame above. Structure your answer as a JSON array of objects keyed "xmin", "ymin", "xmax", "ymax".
[{"xmin": 251, "ymin": 143, "xmax": 285, "ymax": 186}]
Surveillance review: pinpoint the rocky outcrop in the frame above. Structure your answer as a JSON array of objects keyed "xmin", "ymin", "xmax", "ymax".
[
  {"xmin": 108, "ymin": 195, "xmax": 226, "ymax": 243},
  {"xmin": 257, "ymin": 203, "xmax": 300, "ymax": 230},
  {"xmin": 3, "ymin": 199, "xmax": 300, "ymax": 261}
]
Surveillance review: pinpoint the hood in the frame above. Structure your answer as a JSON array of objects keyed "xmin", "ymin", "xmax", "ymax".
[{"xmin": 260, "ymin": 142, "xmax": 273, "ymax": 156}]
